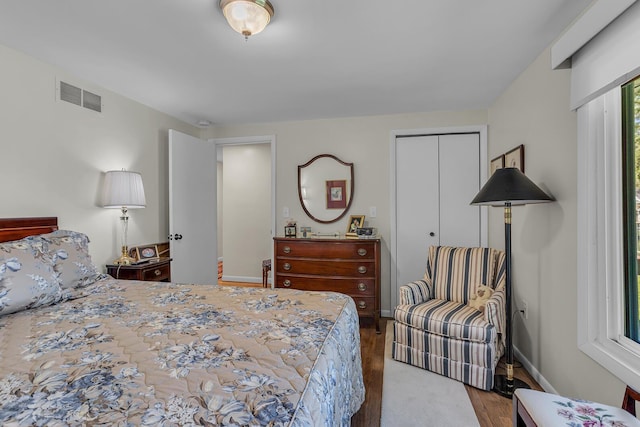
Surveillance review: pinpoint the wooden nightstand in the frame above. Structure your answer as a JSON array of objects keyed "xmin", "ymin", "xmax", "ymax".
[{"xmin": 106, "ymin": 258, "xmax": 172, "ymax": 282}]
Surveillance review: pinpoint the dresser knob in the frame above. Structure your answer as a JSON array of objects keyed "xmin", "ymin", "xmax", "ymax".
[
  {"xmin": 358, "ymin": 301, "xmax": 367, "ymax": 309},
  {"xmin": 283, "ymin": 246, "xmax": 291, "ymax": 254},
  {"xmin": 283, "ymin": 262, "xmax": 291, "ymax": 271},
  {"xmin": 357, "ymin": 248, "xmax": 367, "ymax": 256},
  {"xmin": 358, "ymin": 282, "xmax": 367, "ymax": 292},
  {"xmin": 154, "ymin": 269, "xmax": 161, "ymax": 276},
  {"xmin": 358, "ymin": 266, "xmax": 367, "ymax": 274},
  {"xmin": 283, "ymin": 279, "xmax": 292, "ymax": 287}
]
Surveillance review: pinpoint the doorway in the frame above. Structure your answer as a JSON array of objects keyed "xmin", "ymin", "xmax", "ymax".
[{"xmin": 212, "ymin": 135, "xmax": 276, "ymax": 285}]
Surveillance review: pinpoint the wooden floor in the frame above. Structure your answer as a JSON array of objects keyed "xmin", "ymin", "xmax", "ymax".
[
  {"xmin": 352, "ymin": 318, "xmax": 543, "ymax": 427},
  {"xmin": 218, "ymin": 282, "xmax": 542, "ymax": 426}
]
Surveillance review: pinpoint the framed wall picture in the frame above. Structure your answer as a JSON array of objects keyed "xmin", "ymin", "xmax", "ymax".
[
  {"xmin": 504, "ymin": 144, "xmax": 525, "ymax": 173},
  {"xmin": 136, "ymin": 244, "xmax": 159, "ymax": 261},
  {"xmin": 326, "ymin": 180, "xmax": 347, "ymax": 209},
  {"xmin": 346, "ymin": 214, "xmax": 365, "ymax": 236},
  {"xmin": 490, "ymin": 154, "xmax": 505, "ymax": 175}
]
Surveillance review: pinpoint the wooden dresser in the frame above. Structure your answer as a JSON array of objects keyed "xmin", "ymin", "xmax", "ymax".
[{"xmin": 273, "ymin": 237, "xmax": 380, "ymax": 333}]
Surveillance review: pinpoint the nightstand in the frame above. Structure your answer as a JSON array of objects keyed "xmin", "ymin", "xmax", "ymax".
[{"xmin": 106, "ymin": 258, "xmax": 172, "ymax": 282}]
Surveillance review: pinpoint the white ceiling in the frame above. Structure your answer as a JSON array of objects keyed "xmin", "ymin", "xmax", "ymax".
[{"xmin": 0, "ymin": 0, "xmax": 592, "ymax": 126}]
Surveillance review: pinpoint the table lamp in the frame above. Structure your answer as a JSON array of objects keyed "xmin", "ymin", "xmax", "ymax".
[{"xmin": 102, "ymin": 169, "xmax": 146, "ymax": 265}]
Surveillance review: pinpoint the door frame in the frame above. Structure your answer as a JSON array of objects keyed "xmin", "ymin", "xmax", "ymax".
[
  {"xmin": 388, "ymin": 125, "xmax": 488, "ymax": 312},
  {"xmin": 209, "ymin": 134, "xmax": 277, "ymax": 285}
]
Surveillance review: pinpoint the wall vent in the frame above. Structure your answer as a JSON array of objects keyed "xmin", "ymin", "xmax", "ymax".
[
  {"xmin": 59, "ymin": 80, "xmax": 102, "ymax": 113},
  {"xmin": 82, "ymin": 90, "xmax": 102, "ymax": 112},
  {"xmin": 60, "ymin": 81, "xmax": 81, "ymax": 106}
]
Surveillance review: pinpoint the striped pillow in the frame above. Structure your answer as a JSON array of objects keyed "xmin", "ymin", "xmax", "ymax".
[{"xmin": 425, "ymin": 246, "xmax": 498, "ymax": 304}]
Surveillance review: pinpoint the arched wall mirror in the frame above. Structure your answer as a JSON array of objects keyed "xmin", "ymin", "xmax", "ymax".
[{"xmin": 298, "ymin": 154, "xmax": 354, "ymax": 224}]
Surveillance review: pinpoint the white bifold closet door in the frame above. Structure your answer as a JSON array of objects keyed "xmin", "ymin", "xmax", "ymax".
[{"xmin": 395, "ymin": 133, "xmax": 481, "ymax": 292}]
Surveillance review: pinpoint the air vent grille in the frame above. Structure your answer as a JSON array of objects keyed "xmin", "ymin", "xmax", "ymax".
[
  {"xmin": 60, "ymin": 81, "xmax": 81, "ymax": 106},
  {"xmin": 83, "ymin": 90, "xmax": 102, "ymax": 112},
  {"xmin": 59, "ymin": 81, "xmax": 102, "ymax": 113}
]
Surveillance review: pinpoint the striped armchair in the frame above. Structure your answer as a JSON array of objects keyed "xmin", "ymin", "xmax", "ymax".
[{"xmin": 392, "ymin": 246, "xmax": 507, "ymax": 390}]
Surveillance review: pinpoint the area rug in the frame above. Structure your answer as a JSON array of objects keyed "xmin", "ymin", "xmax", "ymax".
[{"xmin": 381, "ymin": 322, "xmax": 480, "ymax": 426}]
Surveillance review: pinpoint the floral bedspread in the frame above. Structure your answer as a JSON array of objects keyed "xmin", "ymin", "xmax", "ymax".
[{"xmin": 0, "ymin": 278, "xmax": 365, "ymax": 426}]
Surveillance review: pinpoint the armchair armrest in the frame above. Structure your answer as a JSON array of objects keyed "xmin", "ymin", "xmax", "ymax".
[
  {"xmin": 399, "ymin": 280, "xmax": 434, "ymax": 305},
  {"xmin": 485, "ymin": 283, "xmax": 506, "ymax": 348}
]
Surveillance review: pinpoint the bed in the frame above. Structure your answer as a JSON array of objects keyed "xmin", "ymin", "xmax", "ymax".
[{"xmin": 0, "ymin": 217, "xmax": 364, "ymax": 426}]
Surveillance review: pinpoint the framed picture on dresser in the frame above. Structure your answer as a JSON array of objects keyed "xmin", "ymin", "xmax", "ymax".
[
  {"xmin": 135, "ymin": 244, "xmax": 159, "ymax": 261},
  {"xmin": 346, "ymin": 215, "xmax": 365, "ymax": 235}
]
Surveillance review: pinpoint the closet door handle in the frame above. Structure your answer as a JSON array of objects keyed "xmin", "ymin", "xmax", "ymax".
[{"xmin": 429, "ymin": 232, "xmax": 435, "ymax": 237}]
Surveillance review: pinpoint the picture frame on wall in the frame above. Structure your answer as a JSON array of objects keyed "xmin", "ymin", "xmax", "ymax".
[
  {"xmin": 326, "ymin": 180, "xmax": 347, "ymax": 209},
  {"xmin": 504, "ymin": 144, "xmax": 525, "ymax": 173},
  {"xmin": 490, "ymin": 154, "xmax": 505, "ymax": 175},
  {"xmin": 346, "ymin": 214, "xmax": 365, "ymax": 236}
]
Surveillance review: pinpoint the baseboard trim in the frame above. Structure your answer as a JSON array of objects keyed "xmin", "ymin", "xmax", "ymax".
[
  {"xmin": 221, "ymin": 275, "xmax": 261, "ymax": 284},
  {"xmin": 513, "ymin": 345, "xmax": 557, "ymax": 394},
  {"xmin": 381, "ymin": 309, "xmax": 392, "ymax": 318}
]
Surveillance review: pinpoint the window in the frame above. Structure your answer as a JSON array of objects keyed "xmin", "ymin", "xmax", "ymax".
[
  {"xmin": 577, "ymin": 83, "xmax": 640, "ymax": 388},
  {"xmin": 623, "ymin": 76, "xmax": 640, "ymax": 343}
]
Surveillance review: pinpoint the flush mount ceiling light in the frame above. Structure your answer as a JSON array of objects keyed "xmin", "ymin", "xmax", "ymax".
[{"xmin": 220, "ymin": 0, "xmax": 274, "ymax": 39}]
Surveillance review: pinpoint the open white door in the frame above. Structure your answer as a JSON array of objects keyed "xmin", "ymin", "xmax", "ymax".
[{"xmin": 169, "ymin": 129, "xmax": 217, "ymax": 284}]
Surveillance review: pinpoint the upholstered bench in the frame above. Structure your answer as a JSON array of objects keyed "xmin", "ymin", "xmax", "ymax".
[{"xmin": 513, "ymin": 388, "xmax": 640, "ymax": 426}]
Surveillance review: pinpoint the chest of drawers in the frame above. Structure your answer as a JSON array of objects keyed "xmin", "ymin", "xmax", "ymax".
[{"xmin": 273, "ymin": 237, "xmax": 380, "ymax": 333}]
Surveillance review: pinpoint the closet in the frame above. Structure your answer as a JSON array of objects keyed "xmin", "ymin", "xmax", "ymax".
[{"xmin": 392, "ymin": 131, "xmax": 486, "ymax": 309}]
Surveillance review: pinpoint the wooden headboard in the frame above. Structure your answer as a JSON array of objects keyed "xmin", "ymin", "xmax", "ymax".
[{"xmin": 0, "ymin": 217, "xmax": 58, "ymax": 243}]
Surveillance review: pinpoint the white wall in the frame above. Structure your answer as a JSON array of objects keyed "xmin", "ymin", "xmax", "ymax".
[
  {"xmin": 207, "ymin": 111, "xmax": 488, "ymax": 314},
  {"xmin": 488, "ymin": 46, "xmax": 625, "ymax": 404},
  {"xmin": 0, "ymin": 43, "xmax": 199, "ymax": 269}
]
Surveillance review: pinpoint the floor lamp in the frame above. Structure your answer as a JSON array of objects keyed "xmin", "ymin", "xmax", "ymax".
[{"xmin": 471, "ymin": 167, "xmax": 552, "ymax": 398}]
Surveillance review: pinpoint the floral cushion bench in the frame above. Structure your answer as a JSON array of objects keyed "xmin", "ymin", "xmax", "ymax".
[{"xmin": 513, "ymin": 388, "xmax": 640, "ymax": 427}]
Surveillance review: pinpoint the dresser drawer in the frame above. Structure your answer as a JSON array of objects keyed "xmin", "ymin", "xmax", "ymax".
[
  {"xmin": 142, "ymin": 263, "xmax": 171, "ymax": 281},
  {"xmin": 276, "ymin": 259, "xmax": 375, "ymax": 277},
  {"xmin": 352, "ymin": 297, "xmax": 376, "ymax": 316},
  {"xmin": 276, "ymin": 240, "xmax": 375, "ymax": 260},
  {"xmin": 274, "ymin": 276, "xmax": 375, "ymax": 296}
]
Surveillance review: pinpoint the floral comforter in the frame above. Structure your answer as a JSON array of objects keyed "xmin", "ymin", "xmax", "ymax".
[{"xmin": 0, "ymin": 277, "xmax": 365, "ymax": 426}]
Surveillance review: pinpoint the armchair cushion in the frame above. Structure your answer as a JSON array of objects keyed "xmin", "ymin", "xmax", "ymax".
[
  {"xmin": 398, "ymin": 280, "xmax": 433, "ymax": 305},
  {"xmin": 395, "ymin": 299, "xmax": 496, "ymax": 344},
  {"xmin": 426, "ymin": 246, "xmax": 499, "ymax": 304}
]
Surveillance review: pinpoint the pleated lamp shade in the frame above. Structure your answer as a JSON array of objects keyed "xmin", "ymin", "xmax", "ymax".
[{"xmin": 102, "ymin": 170, "xmax": 146, "ymax": 209}]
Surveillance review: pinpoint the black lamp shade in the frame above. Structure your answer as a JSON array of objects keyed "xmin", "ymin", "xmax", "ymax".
[{"xmin": 471, "ymin": 168, "xmax": 552, "ymax": 206}]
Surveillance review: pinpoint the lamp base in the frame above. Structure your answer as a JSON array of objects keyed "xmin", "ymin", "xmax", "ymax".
[
  {"xmin": 493, "ymin": 375, "xmax": 530, "ymax": 399},
  {"xmin": 112, "ymin": 246, "xmax": 136, "ymax": 265}
]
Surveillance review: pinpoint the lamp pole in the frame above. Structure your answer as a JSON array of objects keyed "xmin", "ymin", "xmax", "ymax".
[{"xmin": 493, "ymin": 201, "xmax": 529, "ymax": 398}]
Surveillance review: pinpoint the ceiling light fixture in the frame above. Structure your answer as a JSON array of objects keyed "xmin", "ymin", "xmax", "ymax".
[{"xmin": 220, "ymin": 0, "xmax": 274, "ymax": 40}]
